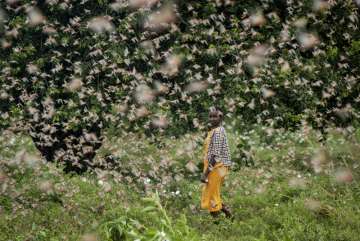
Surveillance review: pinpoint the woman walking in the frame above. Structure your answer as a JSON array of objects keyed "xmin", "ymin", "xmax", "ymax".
[{"xmin": 200, "ymin": 107, "xmax": 233, "ymax": 219}]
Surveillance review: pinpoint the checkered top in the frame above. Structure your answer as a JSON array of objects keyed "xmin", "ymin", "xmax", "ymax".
[{"xmin": 207, "ymin": 126, "xmax": 232, "ymax": 167}]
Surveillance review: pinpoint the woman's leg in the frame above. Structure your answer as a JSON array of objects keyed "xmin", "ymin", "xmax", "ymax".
[
  {"xmin": 201, "ymin": 166, "xmax": 223, "ymax": 212},
  {"xmin": 210, "ymin": 211, "xmax": 221, "ymax": 224},
  {"xmin": 201, "ymin": 165, "xmax": 229, "ymax": 215},
  {"xmin": 221, "ymin": 203, "xmax": 233, "ymax": 219},
  {"xmin": 210, "ymin": 211, "xmax": 221, "ymax": 218}
]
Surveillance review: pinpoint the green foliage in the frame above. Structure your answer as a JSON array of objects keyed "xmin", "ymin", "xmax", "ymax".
[
  {"xmin": 2, "ymin": 127, "xmax": 360, "ymax": 240},
  {"xmin": 0, "ymin": 0, "xmax": 360, "ymax": 172},
  {"xmin": 349, "ymin": 40, "xmax": 360, "ymax": 56},
  {"xmin": 1, "ymin": 0, "xmax": 359, "ymax": 132},
  {"xmin": 326, "ymin": 46, "xmax": 339, "ymax": 61}
]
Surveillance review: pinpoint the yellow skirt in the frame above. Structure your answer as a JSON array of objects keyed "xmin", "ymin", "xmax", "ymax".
[{"xmin": 201, "ymin": 160, "xmax": 228, "ymax": 212}]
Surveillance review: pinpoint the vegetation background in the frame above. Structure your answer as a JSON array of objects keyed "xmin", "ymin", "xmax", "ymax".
[{"xmin": 1, "ymin": 0, "xmax": 360, "ymax": 240}]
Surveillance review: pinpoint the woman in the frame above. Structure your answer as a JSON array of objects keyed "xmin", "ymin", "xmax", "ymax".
[{"xmin": 200, "ymin": 107, "xmax": 233, "ymax": 219}]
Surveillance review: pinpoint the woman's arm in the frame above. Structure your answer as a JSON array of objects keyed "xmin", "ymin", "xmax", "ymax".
[{"xmin": 222, "ymin": 128, "xmax": 231, "ymax": 165}]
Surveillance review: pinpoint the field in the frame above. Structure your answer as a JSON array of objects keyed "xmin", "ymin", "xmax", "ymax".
[
  {"xmin": 1, "ymin": 1, "xmax": 360, "ymax": 240},
  {"xmin": 1, "ymin": 125, "xmax": 360, "ymax": 241}
]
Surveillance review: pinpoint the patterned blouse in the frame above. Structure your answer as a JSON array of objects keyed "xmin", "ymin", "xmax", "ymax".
[{"xmin": 207, "ymin": 126, "xmax": 232, "ymax": 167}]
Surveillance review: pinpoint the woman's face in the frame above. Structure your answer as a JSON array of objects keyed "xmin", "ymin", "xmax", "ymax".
[{"xmin": 209, "ymin": 111, "xmax": 222, "ymax": 127}]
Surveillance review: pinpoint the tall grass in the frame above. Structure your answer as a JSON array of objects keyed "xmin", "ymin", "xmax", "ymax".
[{"xmin": 1, "ymin": 125, "xmax": 360, "ymax": 240}]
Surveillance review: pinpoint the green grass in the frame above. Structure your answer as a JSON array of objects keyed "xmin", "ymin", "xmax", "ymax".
[{"xmin": 1, "ymin": 126, "xmax": 360, "ymax": 240}]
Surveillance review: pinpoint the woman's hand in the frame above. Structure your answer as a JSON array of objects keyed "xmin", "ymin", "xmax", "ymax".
[
  {"xmin": 209, "ymin": 155, "xmax": 217, "ymax": 167},
  {"xmin": 200, "ymin": 173, "xmax": 208, "ymax": 183}
]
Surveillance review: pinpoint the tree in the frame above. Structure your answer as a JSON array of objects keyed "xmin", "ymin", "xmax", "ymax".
[{"xmin": 1, "ymin": 0, "xmax": 359, "ymax": 172}]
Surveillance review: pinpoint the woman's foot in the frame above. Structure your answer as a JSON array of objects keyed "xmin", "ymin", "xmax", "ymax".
[
  {"xmin": 210, "ymin": 211, "xmax": 220, "ymax": 218},
  {"xmin": 210, "ymin": 211, "xmax": 221, "ymax": 224},
  {"xmin": 221, "ymin": 204, "xmax": 233, "ymax": 220}
]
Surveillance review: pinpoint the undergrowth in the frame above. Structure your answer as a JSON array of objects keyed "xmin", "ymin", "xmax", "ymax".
[{"xmin": 1, "ymin": 126, "xmax": 360, "ymax": 241}]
